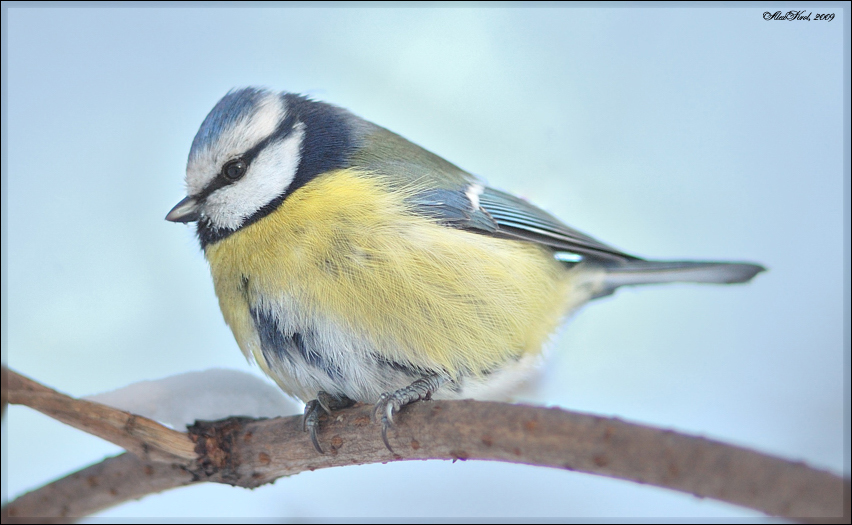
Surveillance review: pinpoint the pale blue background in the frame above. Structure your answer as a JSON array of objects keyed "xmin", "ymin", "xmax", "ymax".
[{"xmin": 2, "ymin": 4, "xmax": 849, "ymax": 520}]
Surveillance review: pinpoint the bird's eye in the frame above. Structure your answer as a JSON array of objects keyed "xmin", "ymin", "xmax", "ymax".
[{"xmin": 223, "ymin": 159, "xmax": 247, "ymax": 181}]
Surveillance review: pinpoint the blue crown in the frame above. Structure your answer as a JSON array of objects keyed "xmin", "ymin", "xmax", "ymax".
[{"xmin": 189, "ymin": 87, "xmax": 272, "ymax": 161}]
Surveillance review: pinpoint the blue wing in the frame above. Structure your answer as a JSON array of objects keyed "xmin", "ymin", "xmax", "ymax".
[{"xmin": 408, "ymin": 184, "xmax": 638, "ymax": 263}]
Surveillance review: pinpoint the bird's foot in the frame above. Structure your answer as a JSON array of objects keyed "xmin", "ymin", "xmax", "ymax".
[
  {"xmin": 373, "ymin": 374, "xmax": 445, "ymax": 452},
  {"xmin": 302, "ymin": 391, "xmax": 355, "ymax": 454}
]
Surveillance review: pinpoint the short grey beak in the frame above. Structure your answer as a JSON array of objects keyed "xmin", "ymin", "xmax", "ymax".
[{"xmin": 165, "ymin": 196, "xmax": 200, "ymax": 223}]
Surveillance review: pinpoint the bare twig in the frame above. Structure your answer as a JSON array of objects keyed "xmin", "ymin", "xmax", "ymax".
[
  {"xmin": 4, "ymin": 368, "xmax": 195, "ymax": 463},
  {"xmin": 1, "ymin": 454, "xmax": 195, "ymax": 523},
  {"xmin": 2, "ymin": 366, "xmax": 849, "ymax": 522}
]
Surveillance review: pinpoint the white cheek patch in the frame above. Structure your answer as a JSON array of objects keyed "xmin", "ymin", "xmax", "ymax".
[
  {"xmin": 203, "ymin": 123, "xmax": 305, "ymax": 231},
  {"xmin": 185, "ymin": 94, "xmax": 286, "ymax": 196}
]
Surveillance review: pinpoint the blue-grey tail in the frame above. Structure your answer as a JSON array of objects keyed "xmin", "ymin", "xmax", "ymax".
[{"xmin": 595, "ymin": 260, "xmax": 766, "ymax": 299}]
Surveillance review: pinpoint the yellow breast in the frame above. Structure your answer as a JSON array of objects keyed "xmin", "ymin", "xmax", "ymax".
[{"xmin": 205, "ymin": 169, "xmax": 583, "ymax": 378}]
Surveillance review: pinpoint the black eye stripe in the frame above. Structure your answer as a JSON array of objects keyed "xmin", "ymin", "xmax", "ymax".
[
  {"xmin": 195, "ymin": 110, "xmax": 300, "ymax": 201},
  {"xmin": 240, "ymin": 111, "xmax": 298, "ymax": 163},
  {"xmin": 195, "ymin": 167, "xmax": 236, "ymax": 200}
]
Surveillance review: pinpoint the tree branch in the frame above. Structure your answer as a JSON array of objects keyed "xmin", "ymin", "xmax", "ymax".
[
  {"xmin": 2, "ymin": 453, "xmax": 194, "ymax": 523},
  {"xmin": 4, "ymin": 369, "xmax": 195, "ymax": 464},
  {"xmin": 2, "ymin": 367, "xmax": 849, "ymax": 522}
]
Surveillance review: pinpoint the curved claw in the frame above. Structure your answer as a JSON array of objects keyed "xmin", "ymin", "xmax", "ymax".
[
  {"xmin": 302, "ymin": 392, "xmax": 356, "ymax": 455},
  {"xmin": 373, "ymin": 374, "xmax": 446, "ymax": 453},
  {"xmin": 309, "ymin": 425, "xmax": 324, "ymax": 454},
  {"xmin": 302, "ymin": 399, "xmax": 317, "ymax": 432},
  {"xmin": 381, "ymin": 417, "xmax": 394, "ymax": 452},
  {"xmin": 384, "ymin": 400, "xmax": 396, "ymax": 426},
  {"xmin": 372, "ymin": 392, "xmax": 390, "ymax": 421},
  {"xmin": 302, "ymin": 399, "xmax": 325, "ymax": 454},
  {"xmin": 373, "ymin": 393, "xmax": 397, "ymax": 452}
]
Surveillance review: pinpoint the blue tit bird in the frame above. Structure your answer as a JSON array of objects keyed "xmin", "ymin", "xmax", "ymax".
[{"xmin": 166, "ymin": 87, "xmax": 765, "ymax": 453}]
